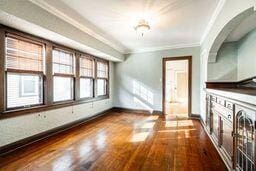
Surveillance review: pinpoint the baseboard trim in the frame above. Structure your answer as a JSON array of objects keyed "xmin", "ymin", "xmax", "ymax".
[
  {"xmin": 113, "ymin": 107, "xmax": 163, "ymax": 115},
  {"xmin": 0, "ymin": 108, "xmax": 113, "ymax": 156},
  {"xmin": 190, "ymin": 113, "xmax": 201, "ymax": 119}
]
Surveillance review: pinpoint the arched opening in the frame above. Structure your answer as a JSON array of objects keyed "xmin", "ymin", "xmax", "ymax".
[{"xmin": 206, "ymin": 8, "xmax": 256, "ymax": 81}]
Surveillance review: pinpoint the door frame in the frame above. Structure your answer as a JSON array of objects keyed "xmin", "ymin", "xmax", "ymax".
[{"xmin": 162, "ymin": 56, "xmax": 192, "ymax": 117}]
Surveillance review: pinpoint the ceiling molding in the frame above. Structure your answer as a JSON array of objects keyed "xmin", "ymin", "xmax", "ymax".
[
  {"xmin": 200, "ymin": 0, "xmax": 226, "ymax": 45},
  {"xmin": 125, "ymin": 43, "xmax": 200, "ymax": 54},
  {"xmin": 0, "ymin": 10, "xmax": 123, "ymax": 62},
  {"xmin": 29, "ymin": 0, "xmax": 127, "ymax": 53}
]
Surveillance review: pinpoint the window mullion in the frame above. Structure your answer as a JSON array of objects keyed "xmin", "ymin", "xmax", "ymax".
[
  {"xmin": 94, "ymin": 59, "xmax": 97, "ymax": 97},
  {"xmin": 75, "ymin": 53, "xmax": 80, "ymax": 101},
  {"xmin": 0, "ymin": 27, "xmax": 5, "ymax": 113},
  {"xmin": 107, "ymin": 61, "xmax": 110, "ymax": 97},
  {"xmin": 45, "ymin": 43, "xmax": 53, "ymax": 105}
]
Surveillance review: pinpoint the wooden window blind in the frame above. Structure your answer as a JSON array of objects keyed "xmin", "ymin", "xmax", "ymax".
[
  {"xmin": 6, "ymin": 36, "xmax": 44, "ymax": 72},
  {"xmin": 80, "ymin": 56, "xmax": 94, "ymax": 77},
  {"xmin": 53, "ymin": 49, "xmax": 74, "ymax": 75},
  {"xmin": 97, "ymin": 61, "xmax": 108, "ymax": 78}
]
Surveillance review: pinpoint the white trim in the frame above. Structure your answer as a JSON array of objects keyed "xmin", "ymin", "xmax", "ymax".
[
  {"xmin": 200, "ymin": 0, "xmax": 226, "ymax": 45},
  {"xmin": 29, "ymin": 0, "xmax": 127, "ymax": 53},
  {"xmin": 200, "ymin": 49, "xmax": 208, "ymax": 57},
  {"xmin": 125, "ymin": 43, "xmax": 200, "ymax": 54},
  {"xmin": 208, "ymin": 52, "xmax": 218, "ymax": 63},
  {"xmin": 28, "ymin": 0, "xmax": 220, "ymax": 55}
]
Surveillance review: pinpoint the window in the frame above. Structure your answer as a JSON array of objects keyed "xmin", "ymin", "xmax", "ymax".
[
  {"xmin": 52, "ymin": 48, "xmax": 74, "ymax": 102},
  {"xmin": 1, "ymin": 27, "xmax": 110, "ymax": 115},
  {"xmin": 5, "ymin": 35, "xmax": 44, "ymax": 109},
  {"xmin": 80, "ymin": 78, "xmax": 93, "ymax": 98},
  {"xmin": 53, "ymin": 76, "xmax": 73, "ymax": 102},
  {"xmin": 20, "ymin": 75, "xmax": 38, "ymax": 97},
  {"xmin": 96, "ymin": 61, "xmax": 108, "ymax": 96},
  {"xmin": 80, "ymin": 56, "xmax": 94, "ymax": 98},
  {"xmin": 97, "ymin": 79, "xmax": 106, "ymax": 96}
]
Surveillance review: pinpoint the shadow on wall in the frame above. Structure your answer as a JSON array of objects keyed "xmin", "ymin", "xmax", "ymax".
[
  {"xmin": 118, "ymin": 77, "xmax": 155, "ymax": 113},
  {"xmin": 214, "ymin": 68, "xmax": 237, "ymax": 81},
  {"xmin": 215, "ymin": 68, "xmax": 237, "ymax": 80}
]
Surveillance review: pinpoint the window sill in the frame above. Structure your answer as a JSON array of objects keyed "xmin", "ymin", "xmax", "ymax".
[{"xmin": 0, "ymin": 95, "xmax": 109, "ymax": 119}]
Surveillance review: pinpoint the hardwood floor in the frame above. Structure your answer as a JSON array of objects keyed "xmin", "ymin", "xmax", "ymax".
[{"xmin": 0, "ymin": 111, "xmax": 227, "ymax": 171}]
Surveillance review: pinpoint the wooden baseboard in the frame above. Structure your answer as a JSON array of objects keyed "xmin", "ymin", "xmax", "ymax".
[
  {"xmin": 113, "ymin": 107, "xmax": 163, "ymax": 115},
  {"xmin": 0, "ymin": 108, "xmax": 113, "ymax": 156},
  {"xmin": 190, "ymin": 113, "xmax": 201, "ymax": 119}
]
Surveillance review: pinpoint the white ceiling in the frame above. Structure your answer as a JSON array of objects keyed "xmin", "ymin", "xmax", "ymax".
[
  {"xmin": 226, "ymin": 12, "xmax": 256, "ymax": 42},
  {"xmin": 32, "ymin": 0, "xmax": 220, "ymax": 53}
]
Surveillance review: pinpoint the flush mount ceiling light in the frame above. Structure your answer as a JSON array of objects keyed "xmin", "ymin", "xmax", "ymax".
[{"xmin": 134, "ymin": 19, "xmax": 150, "ymax": 36}]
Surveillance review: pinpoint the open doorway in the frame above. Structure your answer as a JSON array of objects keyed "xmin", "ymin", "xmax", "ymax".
[{"xmin": 163, "ymin": 56, "xmax": 191, "ymax": 118}]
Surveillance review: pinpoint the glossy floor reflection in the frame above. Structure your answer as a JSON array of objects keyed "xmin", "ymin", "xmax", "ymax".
[{"xmin": 0, "ymin": 111, "xmax": 227, "ymax": 171}]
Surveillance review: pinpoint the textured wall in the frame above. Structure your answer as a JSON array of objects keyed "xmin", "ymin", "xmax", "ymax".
[
  {"xmin": 114, "ymin": 47, "xmax": 201, "ymax": 114},
  {"xmin": 237, "ymin": 28, "xmax": 256, "ymax": 80},
  {"xmin": 208, "ymin": 42, "xmax": 238, "ymax": 81},
  {"xmin": 0, "ymin": 62, "xmax": 114, "ymax": 147}
]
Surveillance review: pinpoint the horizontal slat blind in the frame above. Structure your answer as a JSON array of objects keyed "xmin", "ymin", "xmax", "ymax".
[
  {"xmin": 80, "ymin": 56, "xmax": 94, "ymax": 77},
  {"xmin": 97, "ymin": 61, "xmax": 108, "ymax": 78},
  {"xmin": 53, "ymin": 49, "xmax": 74, "ymax": 75},
  {"xmin": 6, "ymin": 36, "xmax": 43, "ymax": 72}
]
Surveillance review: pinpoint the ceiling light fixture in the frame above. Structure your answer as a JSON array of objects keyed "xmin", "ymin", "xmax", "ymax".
[{"xmin": 134, "ymin": 19, "xmax": 150, "ymax": 36}]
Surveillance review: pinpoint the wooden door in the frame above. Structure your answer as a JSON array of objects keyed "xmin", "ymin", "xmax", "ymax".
[{"xmin": 176, "ymin": 72, "xmax": 188, "ymax": 100}]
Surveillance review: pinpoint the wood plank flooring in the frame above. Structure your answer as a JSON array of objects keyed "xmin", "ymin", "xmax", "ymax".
[{"xmin": 0, "ymin": 111, "xmax": 227, "ymax": 171}]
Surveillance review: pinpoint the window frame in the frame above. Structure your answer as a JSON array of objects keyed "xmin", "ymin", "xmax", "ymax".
[
  {"xmin": 52, "ymin": 47, "xmax": 75, "ymax": 104},
  {"xmin": 0, "ymin": 25, "xmax": 110, "ymax": 119},
  {"xmin": 79, "ymin": 55, "xmax": 95, "ymax": 100},
  {"xmin": 6, "ymin": 71, "xmax": 44, "ymax": 110},
  {"xmin": 95, "ymin": 59, "xmax": 109, "ymax": 97},
  {"xmin": 5, "ymin": 34, "xmax": 45, "ymax": 111}
]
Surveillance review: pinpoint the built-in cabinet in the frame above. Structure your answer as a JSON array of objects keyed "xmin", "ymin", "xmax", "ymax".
[
  {"xmin": 205, "ymin": 91, "xmax": 256, "ymax": 171},
  {"xmin": 235, "ymin": 105, "xmax": 255, "ymax": 171}
]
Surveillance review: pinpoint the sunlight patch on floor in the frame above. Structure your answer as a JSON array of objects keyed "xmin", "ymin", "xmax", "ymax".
[
  {"xmin": 164, "ymin": 120, "xmax": 194, "ymax": 128},
  {"xmin": 130, "ymin": 132, "xmax": 149, "ymax": 142},
  {"xmin": 140, "ymin": 122, "xmax": 155, "ymax": 129},
  {"xmin": 177, "ymin": 120, "xmax": 194, "ymax": 127},
  {"xmin": 147, "ymin": 115, "xmax": 159, "ymax": 121},
  {"xmin": 165, "ymin": 121, "xmax": 178, "ymax": 128},
  {"xmin": 158, "ymin": 129, "xmax": 196, "ymax": 133}
]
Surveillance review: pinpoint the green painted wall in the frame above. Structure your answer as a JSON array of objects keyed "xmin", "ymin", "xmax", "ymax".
[
  {"xmin": 114, "ymin": 47, "xmax": 201, "ymax": 114},
  {"xmin": 237, "ymin": 28, "xmax": 256, "ymax": 80},
  {"xmin": 208, "ymin": 42, "xmax": 238, "ymax": 81}
]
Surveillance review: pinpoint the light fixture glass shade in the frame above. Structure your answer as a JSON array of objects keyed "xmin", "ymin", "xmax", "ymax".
[{"xmin": 134, "ymin": 19, "xmax": 150, "ymax": 36}]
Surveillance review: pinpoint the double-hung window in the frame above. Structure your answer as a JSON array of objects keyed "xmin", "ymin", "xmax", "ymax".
[
  {"xmin": 96, "ymin": 61, "xmax": 108, "ymax": 96},
  {"xmin": 52, "ymin": 48, "xmax": 75, "ymax": 102},
  {"xmin": 6, "ymin": 34, "xmax": 44, "ymax": 109},
  {"xmin": 80, "ymin": 56, "xmax": 94, "ymax": 98}
]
